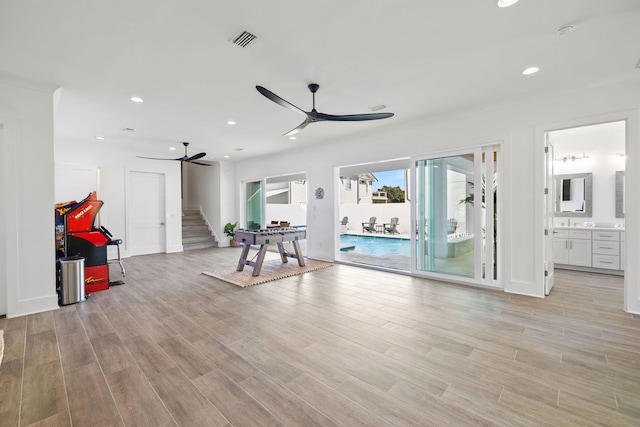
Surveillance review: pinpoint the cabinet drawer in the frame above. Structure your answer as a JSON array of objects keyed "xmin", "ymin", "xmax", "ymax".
[
  {"xmin": 593, "ymin": 241, "xmax": 619, "ymax": 256},
  {"xmin": 569, "ymin": 230, "xmax": 591, "ymax": 240},
  {"xmin": 554, "ymin": 229, "xmax": 569, "ymax": 238},
  {"xmin": 592, "ymin": 231, "xmax": 619, "ymax": 241},
  {"xmin": 593, "ymin": 254, "xmax": 620, "ymax": 270}
]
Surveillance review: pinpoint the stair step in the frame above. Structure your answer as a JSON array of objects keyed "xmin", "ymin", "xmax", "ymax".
[
  {"xmin": 183, "ymin": 224, "xmax": 210, "ymax": 231},
  {"xmin": 182, "ymin": 211, "xmax": 218, "ymax": 251},
  {"xmin": 183, "ymin": 235, "xmax": 217, "ymax": 244},
  {"xmin": 183, "ymin": 240, "xmax": 218, "ymax": 250},
  {"xmin": 183, "ymin": 230, "xmax": 212, "ymax": 239}
]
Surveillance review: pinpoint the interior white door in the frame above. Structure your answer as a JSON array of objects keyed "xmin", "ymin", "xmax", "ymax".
[
  {"xmin": 544, "ymin": 137, "xmax": 555, "ymax": 295},
  {"xmin": 130, "ymin": 171, "xmax": 166, "ymax": 255}
]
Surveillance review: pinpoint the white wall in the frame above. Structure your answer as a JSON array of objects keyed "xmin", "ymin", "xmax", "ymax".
[
  {"xmin": 1, "ymin": 78, "xmax": 58, "ymax": 317},
  {"xmin": 231, "ymin": 78, "xmax": 640, "ymax": 307},
  {"xmin": 551, "ymin": 122, "xmax": 626, "ymax": 225},
  {"xmin": 54, "ymin": 140, "xmax": 184, "ymax": 257}
]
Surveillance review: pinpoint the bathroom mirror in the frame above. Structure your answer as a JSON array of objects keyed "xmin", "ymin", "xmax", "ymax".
[
  {"xmin": 616, "ymin": 170, "xmax": 625, "ymax": 218},
  {"xmin": 555, "ymin": 172, "xmax": 592, "ymax": 217}
]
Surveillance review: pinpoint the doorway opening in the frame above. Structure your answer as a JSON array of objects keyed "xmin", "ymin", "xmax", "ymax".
[
  {"xmin": 546, "ymin": 121, "xmax": 626, "ymax": 284},
  {"xmin": 336, "ymin": 159, "xmax": 411, "ymax": 271}
]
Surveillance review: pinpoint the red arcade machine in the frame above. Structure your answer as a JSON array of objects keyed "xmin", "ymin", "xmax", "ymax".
[{"xmin": 55, "ymin": 191, "xmax": 124, "ymax": 294}]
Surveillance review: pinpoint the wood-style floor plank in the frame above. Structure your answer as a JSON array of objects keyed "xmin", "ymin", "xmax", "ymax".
[
  {"xmin": 65, "ymin": 362, "xmax": 123, "ymax": 426},
  {"xmin": 147, "ymin": 367, "xmax": 228, "ymax": 427},
  {"xmin": 106, "ymin": 366, "xmax": 175, "ymax": 427},
  {"xmin": 2, "ymin": 247, "xmax": 639, "ymax": 426},
  {"xmin": 20, "ymin": 360, "xmax": 68, "ymax": 426}
]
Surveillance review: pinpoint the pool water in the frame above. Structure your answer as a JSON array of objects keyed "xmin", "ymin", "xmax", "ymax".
[{"xmin": 339, "ymin": 234, "xmax": 410, "ymax": 257}]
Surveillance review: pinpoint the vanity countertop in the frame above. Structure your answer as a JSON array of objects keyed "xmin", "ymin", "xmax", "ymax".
[{"xmin": 554, "ymin": 226, "xmax": 624, "ymax": 231}]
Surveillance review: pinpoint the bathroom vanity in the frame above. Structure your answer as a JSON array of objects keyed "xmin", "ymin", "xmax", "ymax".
[{"xmin": 553, "ymin": 227, "xmax": 624, "ymax": 275}]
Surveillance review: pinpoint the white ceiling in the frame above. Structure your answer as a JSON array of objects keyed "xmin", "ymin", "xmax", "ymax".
[{"xmin": 1, "ymin": 0, "xmax": 639, "ymax": 162}]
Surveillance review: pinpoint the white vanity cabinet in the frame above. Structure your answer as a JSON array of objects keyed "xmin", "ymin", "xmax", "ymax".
[
  {"xmin": 553, "ymin": 228, "xmax": 624, "ymax": 274},
  {"xmin": 592, "ymin": 230, "xmax": 620, "ymax": 270},
  {"xmin": 553, "ymin": 229, "xmax": 592, "ymax": 267}
]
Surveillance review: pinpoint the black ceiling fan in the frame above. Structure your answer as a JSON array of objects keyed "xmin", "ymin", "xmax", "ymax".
[
  {"xmin": 137, "ymin": 142, "xmax": 211, "ymax": 166},
  {"xmin": 256, "ymin": 83, "xmax": 394, "ymax": 136}
]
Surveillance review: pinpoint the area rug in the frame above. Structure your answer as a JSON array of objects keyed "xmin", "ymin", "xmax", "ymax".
[{"xmin": 203, "ymin": 258, "xmax": 332, "ymax": 287}]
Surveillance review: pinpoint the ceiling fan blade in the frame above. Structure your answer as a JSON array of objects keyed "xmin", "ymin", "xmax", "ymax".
[
  {"xmin": 136, "ymin": 155, "xmax": 182, "ymax": 161},
  {"xmin": 188, "ymin": 160, "xmax": 212, "ymax": 166},
  {"xmin": 315, "ymin": 112, "xmax": 394, "ymax": 122},
  {"xmin": 283, "ymin": 117, "xmax": 312, "ymax": 137},
  {"xmin": 256, "ymin": 86, "xmax": 307, "ymax": 116},
  {"xmin": 186, "ymin": 152, "xmax": 206, "ymax": 161}
]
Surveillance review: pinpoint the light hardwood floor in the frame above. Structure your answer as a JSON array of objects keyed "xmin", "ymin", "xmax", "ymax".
[{"xmin": 1, "ymin": 248, "xmax": 639, "ymax": 426}]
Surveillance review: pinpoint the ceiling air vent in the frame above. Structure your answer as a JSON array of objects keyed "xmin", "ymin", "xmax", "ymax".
[{"xmin": 230, "ymin": 30, "xmax": 258, "ymax": 48}]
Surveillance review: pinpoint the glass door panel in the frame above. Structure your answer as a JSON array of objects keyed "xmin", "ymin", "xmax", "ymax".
[
  {"xmin": 414, "ymin": 146, "xmax": 499, "ymax": 285},
  {"xmin": 416, "ymin": 154, "xmax": 476, "ymax": 278},
  {"xmin": 245, "ymin": 181, "xmax": 263, "ymax": 230}
]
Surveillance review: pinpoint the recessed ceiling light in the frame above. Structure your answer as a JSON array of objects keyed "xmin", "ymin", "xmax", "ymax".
[
  {"xmin": 227, "ymin": 120, "xmax": 236, "ymax": 125},
  {"xmin": 169, "ymin": 147, "xmax": 177, "ymax": 151},
  {"xmin": 289, "ymin": 136, "xmax": 297, "ymax": 140},
  {"xmin": 130, "ymin": 96, "xmax": 144, "ymax": 103},
  {"xmin": 224, "ymin": 155, "xmax": 230, "ymax": 159},
  {"xmin": 497, "ymin": 0, "xmax": 519, "ymax": 7},
  {"xmin": 95, "ymin": 136, "xmax": 105, "ymax": 140},
  {"xmin": 522, "ymin": 66, "xmax": 540, "ymax": 75}
]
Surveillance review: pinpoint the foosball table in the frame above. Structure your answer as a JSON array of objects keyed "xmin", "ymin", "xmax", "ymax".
[{"xmin": 235, "ymin": 228, "xmax": 306, "ymax": 276}]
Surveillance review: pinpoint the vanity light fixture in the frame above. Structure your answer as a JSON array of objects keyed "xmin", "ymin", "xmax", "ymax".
[
  {"xmin": 130, "ymin": 96, "xmax": 144, "ymax": 103},
  {"xmin": 555, "ymin": 153, "xmax": 590, "ymax": 162},
  {"xmin": 497, "ymin": 0, "xmax": 519, "ymax": 7},
  {"xmin": 522, "ymin": 66, "xmax": 540, "ymax": 75}
]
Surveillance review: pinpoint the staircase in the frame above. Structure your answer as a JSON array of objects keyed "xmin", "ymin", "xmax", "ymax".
[{"xmin": 182, "ymin": 210, "xmax": 218, "ymax": 250}]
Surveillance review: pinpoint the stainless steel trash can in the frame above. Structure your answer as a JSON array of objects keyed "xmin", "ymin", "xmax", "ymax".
[{"xmin": 59, "ymin": 256, "xmax": 86, "ymax": 305}]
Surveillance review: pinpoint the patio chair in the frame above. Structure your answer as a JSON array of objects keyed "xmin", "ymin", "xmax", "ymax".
[
  {"xmin": 384, "ymin": 217, "xmax": 400, "ymax": 234},
  {"xmin": 362, "ymin": 216, "xmax": 377, "ymax": 233}
]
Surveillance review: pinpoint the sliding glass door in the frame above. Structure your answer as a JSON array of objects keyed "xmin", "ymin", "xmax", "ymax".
[
  {"xmin": 245, "ymin": 180, "xmax": 263, "ymax": 230},
  {"xmin": 414, "ymin": 146, "xmax": 499, "ymax": 286}
]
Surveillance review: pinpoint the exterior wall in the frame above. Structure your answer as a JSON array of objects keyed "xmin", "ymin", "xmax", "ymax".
[
  {"xmin": 339, "ymin": 177, "xmax": 374, "ymax": 204},
  {"xmin": 290, "ymin": 181, "xmax": 307, "ymax": 205}
]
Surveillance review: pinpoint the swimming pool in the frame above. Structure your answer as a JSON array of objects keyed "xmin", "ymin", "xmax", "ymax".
[{"xmin": 339, "ymin": 234, "xmax": 410, "ymax": 257}]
